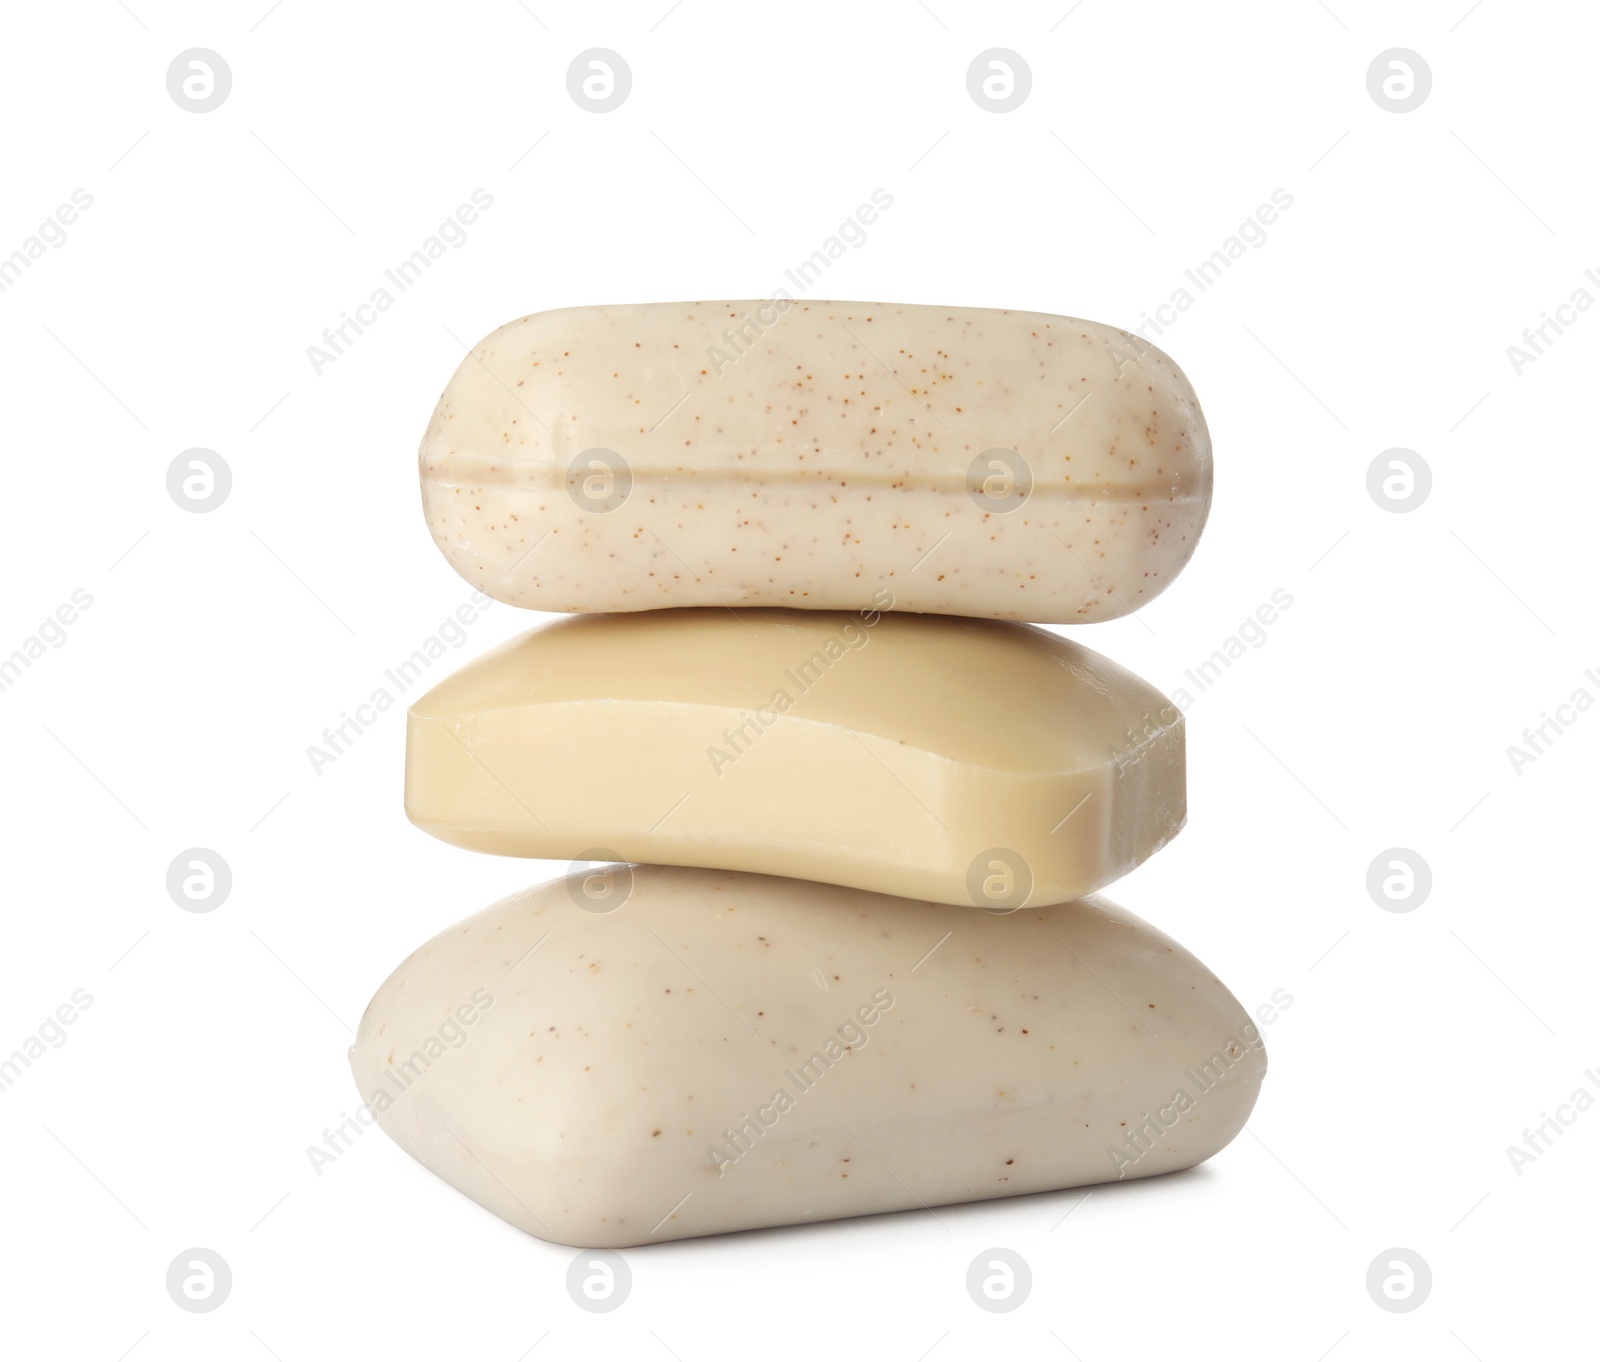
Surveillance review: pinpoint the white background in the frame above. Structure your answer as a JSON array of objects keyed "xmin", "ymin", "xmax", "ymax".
[{"xmin": 1, "ymin": 2, "xmax": 1594, "ymax": 1359}]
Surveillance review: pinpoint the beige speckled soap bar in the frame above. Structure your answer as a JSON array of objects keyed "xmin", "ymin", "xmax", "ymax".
[
  {"xmin": 405, "ymin": 607, "xmax": 1184, "ymax": 908},
  {"xmin": 420, "ymin": 301, "xmax": 1211, "ymax": 622},
  {"xmin": 349, "ymin": 866, "xmax": 1265, "ymax": 1248}
]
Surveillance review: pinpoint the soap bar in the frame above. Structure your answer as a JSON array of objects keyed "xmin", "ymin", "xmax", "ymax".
[
  {"xmin": 405, "ymin": 608, "xmax": 1184, "ymax": 908},
  {"xmin": 349, "ymin": 866, "xmax": 1265, "ymax": 1248},
  {"xmin": 419, "ymin": 301, "xmax": 1211, "ymax": 622}
]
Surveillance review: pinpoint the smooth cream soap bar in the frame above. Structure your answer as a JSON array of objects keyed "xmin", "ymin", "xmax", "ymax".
[
  {"xmin": 405, "ymin": 607, "xmax": 1184, "ymax": 908},
  {"xmin": 420, "ymin": 301, "xmax": 1211, "ymax": 622},
  {"xmin": 349, "ymin": 866, "xmax": 1265, "ymax": 1247}
]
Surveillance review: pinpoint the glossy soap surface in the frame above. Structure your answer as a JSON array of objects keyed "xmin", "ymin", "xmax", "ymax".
[{"xmin": 404, "ymin": 608, "xmax": 1185, "ymax": 907}]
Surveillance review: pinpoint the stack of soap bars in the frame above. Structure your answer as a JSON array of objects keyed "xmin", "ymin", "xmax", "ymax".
[{"xmin": 350, "ymin": 301, "xmax": 1265, "ymax": 1248}]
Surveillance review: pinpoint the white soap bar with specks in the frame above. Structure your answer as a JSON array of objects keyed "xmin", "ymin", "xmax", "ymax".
[
  {"xmin": 349, "ymin": 866, "xmax": 1265, "ymax": 1247},
  {"xmin": 419, "ymin": 301, "xmax": 1211, "ymax": 622},
  {"xmin": 405, "ymin": 607, "xmax": 1185, "ymax": 908}
]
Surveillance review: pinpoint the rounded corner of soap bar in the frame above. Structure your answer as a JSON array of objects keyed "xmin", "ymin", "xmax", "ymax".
[{"xmin": 417, "ymin": 301, "xmax": 1212, "ymax": 621}]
